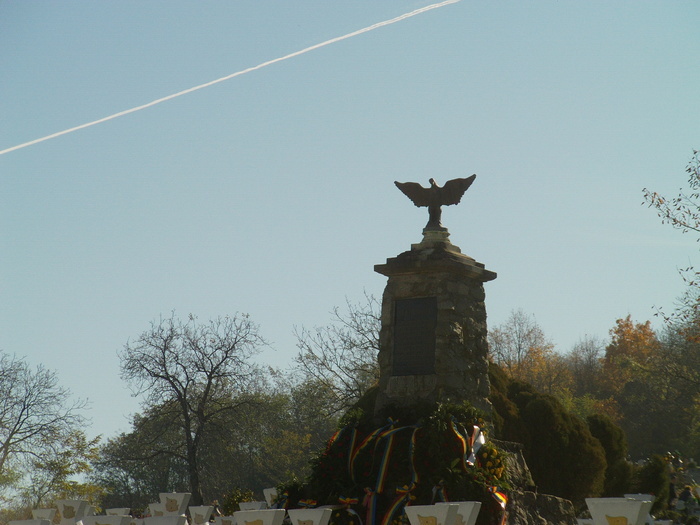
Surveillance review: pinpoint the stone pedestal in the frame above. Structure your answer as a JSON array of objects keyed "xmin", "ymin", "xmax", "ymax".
[{"xmin": 373, "ymin": 231, "xmax": 496, "ymax": 417}]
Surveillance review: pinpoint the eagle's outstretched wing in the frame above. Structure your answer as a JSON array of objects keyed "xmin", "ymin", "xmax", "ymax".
[
  {"xmin": 394, "ymin": 181, "xmax": 431, "ymax": 207},
  {"xmin": 440, "ymin": 175, "xmax": 476, "ymax": 205}
]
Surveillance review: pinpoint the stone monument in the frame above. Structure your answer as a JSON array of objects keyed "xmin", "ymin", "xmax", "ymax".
[{"xmin": 373, "ymin": 176, "xmax": 496, "ymax": 417}]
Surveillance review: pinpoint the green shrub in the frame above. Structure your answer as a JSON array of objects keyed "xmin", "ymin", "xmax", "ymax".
[
  {"xmin": 489, "ymin": 363, "xmax": 607, "ymax": 507},
  {"xmin": 520, "ymin": 395, "xmax": 606, "ymax": 505},
  {"xmin": 587, "ymin": 413, "xmax": 633, "ymax": 496}
]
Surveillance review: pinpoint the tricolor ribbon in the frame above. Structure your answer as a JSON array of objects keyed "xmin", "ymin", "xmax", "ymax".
[
  {"xmin": 276, "ymin": 491, "xmax": 289, "ymax": 510},
  {"xmin": 327, "ymin": 427, "xmax": 343, "ymax": 451},
  {"xmin": 339, "ymin": 496, "xmax": 359, "ymax": 507},
  {"xmin": 374, "ymin": 429, "xmax": 397, "ymax": 494},
  {"xmin": 347, "ymin": 427, "xmax": 358, "ymax": 474},
  {"xmin": 351, "ymin": 420, "xmax": 395, "ymax": 482},
  {"xmin": 363, "ymin": 488, "xmax": 378, "ymax": 525},
  {"xmin": 381, "ymin": 484, "xmax": 415, "ymax": 525},
  {"xmin": 450, "ymin": 418, "xmax": 469, "ymax": 471},
  {"xmin": 489, "ymin": 486, "xmax": 508, "ymax": 525},
  {"xmin": 298, "ymin": 499, "xmax": 318, "ymax": 508}
]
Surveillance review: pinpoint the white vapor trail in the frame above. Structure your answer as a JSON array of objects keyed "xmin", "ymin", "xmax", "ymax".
[{"xmin": 0, "ymin": 0, "xmax": 460, "ymax": 157}]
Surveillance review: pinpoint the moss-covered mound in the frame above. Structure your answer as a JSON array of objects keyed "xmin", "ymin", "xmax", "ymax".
[{"xmin": 279, "ymin": 400, "xmax": 508, "ymax": 525}]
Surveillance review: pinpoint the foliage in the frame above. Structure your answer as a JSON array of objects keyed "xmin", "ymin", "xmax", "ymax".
[
  {"xmin": 90, "ymin": 409, "xmax": 190, "ymax": 513},
  {"xmin": 631, "ymin": 455, "xmax": 670, "ymax": 514},
  {"xmin": 118, "ymin": 313, "xmax": 266, "ymax": 505},
  {"xmin": 220, "ymin": 488, "xmax": 254, "ymax": 515},
  {"xmin": 293, "ymin": 294, "xmax": 381, "ymax": 417},
  {"xmin": 488, "ymin": 364, "xmax": 607, "ymax": 507},
  {"xmin": 280, "ymin": 402, "xmax": 507, "ymax": 525}
]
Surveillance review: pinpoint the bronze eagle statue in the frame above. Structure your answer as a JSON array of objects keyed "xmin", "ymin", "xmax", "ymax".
[{"xmin": 395, "ymin": 175, "xmax": 476, "ymax": 230}]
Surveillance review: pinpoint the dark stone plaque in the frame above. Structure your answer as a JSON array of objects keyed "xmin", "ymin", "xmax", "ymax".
[{"xmin": 392, "ymin": 297, "xmax": 437, "ymax": 376}]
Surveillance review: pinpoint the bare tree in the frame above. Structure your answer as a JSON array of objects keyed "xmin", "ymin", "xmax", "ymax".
[
  {"xmin": 119, "ymin": 313, "xmax": 265, "ymax": 505},
  {"xmin": 488, "ymin": 309, "xmax": 550, "ymax": 376},
  {"xmin": 0, "ymin": 352, "xmax": 86, "ymax": 496},
  {"xmin": 566, "ymin": 336, "xmax": 604, "ymax": 396},
  {"xmin": 293, "ymin": 294, "xmax": 380, "ymax": 417}
]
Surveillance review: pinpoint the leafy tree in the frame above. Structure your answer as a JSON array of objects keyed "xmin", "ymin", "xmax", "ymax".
[
  {"xmin": 119, "ymin": 313, "xmax": 265, "ymax": 505},
  {"xmin": 640, "ymin": 149, "xmax": 700, "ymax": 459},
  {"xmin": 0, "ymin": 351, "xmax": 87, "ymax": 501},
  {"xmin": 92, "ymin": 382, "xmax": 338, "ymax": 510},
  {"xmin": 595, "ymin": 316, "xmax": 678, "ymax": 457},
  {"xmin": 652, "ymin": 324, "xmax": 700, "ymax": 459},
  {"xmin": 18, "ymin": 432, "xmax": 102, "ymax": 509},
  {"xmin": 90, "ymin": 409, "xmax": 190, "ymax": 512},
  {"xmin": 293, "ymin": 294, "xmax": 380, "ymax": 417}
]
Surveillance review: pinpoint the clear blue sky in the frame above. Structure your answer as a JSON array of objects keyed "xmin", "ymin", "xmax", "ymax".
[{"xmin": 1, "ymin": 1, "xmax": 699, "ymax": 440}]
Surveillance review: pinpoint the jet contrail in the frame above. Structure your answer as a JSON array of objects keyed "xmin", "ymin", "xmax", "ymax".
[{"xmin": 0, "ymin": 0, "xmax": 461, "ymax": 157}]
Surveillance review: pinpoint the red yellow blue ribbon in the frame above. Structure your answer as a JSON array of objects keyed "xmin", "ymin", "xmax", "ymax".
[
  {"xmin": 381, "ymin": 484, "xmax": 415, "ymax": 525},
  {"xmin": 351, "ymin": 421, "xmax": 394, "ymax": 482},
  {"xmin": 489, "ymin": 486, "xmax": 508, "ymax": 525},
  {"xmin": 363, "ymin": 488, "xmax": 377, "ymax": 525},
  {"xmin": 450, "ymin": 418, "xmax": 468, "ymax": 471},
  {"xmin": 346, "ymin": 427, "xmax": 358, "ymax": 474}
]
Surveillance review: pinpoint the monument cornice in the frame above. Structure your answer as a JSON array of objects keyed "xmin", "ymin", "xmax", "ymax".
[{"xmin": 374, "ymin": 243, "xmax": 496, "ymax": 282}]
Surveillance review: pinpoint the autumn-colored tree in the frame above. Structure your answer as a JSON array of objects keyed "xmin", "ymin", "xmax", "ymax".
[
  {"xmin": 594, "ymin": 317, "xmax": 699, "ymax": 458},
  {"xmin": 599, "ymin": 315, "xmax": 660, "ymax": 397},
  {"xmin": 521, "ymin": 345, "xmax": 572, "ymax": 396}
]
